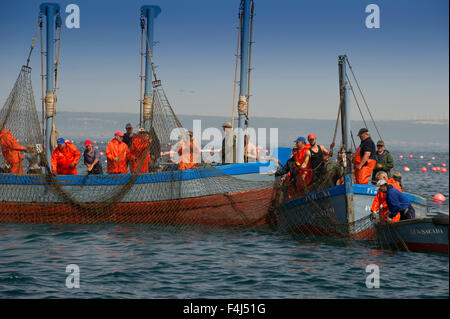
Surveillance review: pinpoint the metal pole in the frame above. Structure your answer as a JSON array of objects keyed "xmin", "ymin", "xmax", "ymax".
[
  {"xmin": 141, "ymin": 5, "xmax": 161, "ymax": 131},
  {"xmin": 40, "ymin": 3, "xmax": 60, "ymax": 166},
  {"xmin": 338, "ymin": 55, "xmax": 352, "ymax": 173},
  {"xmin": 237, "ymin": 0, "xmax": 251, "ymax": 163}
]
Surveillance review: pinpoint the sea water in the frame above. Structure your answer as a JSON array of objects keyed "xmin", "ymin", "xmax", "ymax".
[{"xmin": 0, "ymin": 151, "xmax": 448, "ymax": 298}]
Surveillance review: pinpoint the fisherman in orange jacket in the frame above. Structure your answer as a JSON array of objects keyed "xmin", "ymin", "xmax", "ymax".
[
  {"xmin": 128, "ymin": 128, "xmax": 152, "ymax": 173},
  {"xmin": 177, "ymin": 131, "xmax": 200, "ymax": 170},
  {"xmin": 0, "ymin": 129, "xmax": 28, "ymax": 174},
  {"xmin": 106, "ymin": 131, "xmax": 129, "ymax": 174},
  {"xmin": 51, "ymin": 138, "xmax": 80, "ymax": 175},
  {"xmin": 354, "ymin": 128, "xmax": 376, "ymax": 184},
  {"xmin": 291, "ymin": 137, "xmax": 312, "ymax": 196},
  {"xmin": 371, "ymin": 171, "xmax": 402, "ymax": 222}
]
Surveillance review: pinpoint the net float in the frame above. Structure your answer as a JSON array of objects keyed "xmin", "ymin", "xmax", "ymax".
[
  {"xmin": 403, "ymin": 166, "xmax": 410, "ymax": 172},
  {"xmin": 433, "ymin": 194, "xmax": 446, "ymax": 203},
  {"xmin": 421, "ymin": 167, "xmax": 427, "ymax": 172}
]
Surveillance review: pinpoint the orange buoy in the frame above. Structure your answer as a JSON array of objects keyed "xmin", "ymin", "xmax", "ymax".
[
  {"xmin": 399, "ymin": 155, "xmax": 403, "ymax": 159},
  {"xmin": 433, "ymin": 194, "xmax": 446, "ymax": 203},
  {"xmin": 441, "ymin": 168, "xmax": 447, "ymax": 173},
  {"xmin": 443, "ymin": 164, "xmax": 447, "ymax": 167},
  {"xmin": 435, "ymin": 167, "xmax": 441, "ymax": 171},
  {"xmin": 420, "ymin": 155, "xmax": 424, "ymax": 159},
  {"xmin": 432, "ymin": 157, "xmax": 436, "ymax": 160},
  {"xmin": 421, "ymin": 167, "xmax": 427, "ymax": 172},
  {"xmin": 427, "ymin": 162, "xmax": 432, "ymax": 166},
  {"xmin": 409, "ymin": 155, "xmax": 413, "ymax": 158},
  {"xmin": 100, "ymin": 152, "xmax": 104, "ymax": 156},
  {"xmin": 93, "ymin": 141, "xmax": 97, "ymax": 144},
  {"xmin": 403, "ymin": 166, "xmax": 410, "ymax": 172}
]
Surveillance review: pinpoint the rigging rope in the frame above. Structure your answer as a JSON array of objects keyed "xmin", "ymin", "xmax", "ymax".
[
  {"xmin": 345, "ymin": 56, "xmax": 383, "ymax": 141},
  {"xmin": 231, "ymin": 11, "xmax": 242, "ymax": 130}
]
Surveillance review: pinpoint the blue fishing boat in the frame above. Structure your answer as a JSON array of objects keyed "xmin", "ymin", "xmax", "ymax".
[
  {"xmin": 275, "ymin": 55, "xmax": 429, "ymax": 239},
  {"xmin": 375, "ymin": 215, "xmax": 449, "ymax": 254}
]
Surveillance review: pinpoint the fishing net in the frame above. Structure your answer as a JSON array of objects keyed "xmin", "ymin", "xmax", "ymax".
[{"xmin": 0, "ymin": 65, "xmax": 281, "ymax": 229}]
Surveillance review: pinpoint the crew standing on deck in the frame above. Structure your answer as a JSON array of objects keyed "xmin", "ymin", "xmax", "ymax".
[
  {"xmin": 221, "ymin": 121, "xmax": 236, "ymax": 164},
  {"xmin": 354, "ymin": 128, "xmax": 376, "ymax": 184},
  {"xmin": 303, "ymin": 134, "xmax": 330, "ymax": 183},
  {"xmin": 371, "ymin": 140, "xmax": 394, "ymax": 184},
  {"xmin": 294, "ymin": 137, "xmax": 312, "ymax": 192},
  {"xmin": 51, "ymin": 138, "xmax": 80, "ymax": 175},
  {"xmin": 177, "ymin": 130, "xmax": 200, "ymax": 170},
  {"xmin": 0, "ymin": 129, "xmax": 28, "ymax": 174},
  {"xmin": 129, "ymin": 128, "xmax": 152, "ymax": 173},
  {"xmin": 106, "ymin": 131, "xmax": 129, "ymax": 174},
  {"xmin": 83, "ymin": 140, "xmax": 103, "ymax": 175},
  {"xmin": 122, "ymin": 123, "xmax": 136, "ymax": 148}
]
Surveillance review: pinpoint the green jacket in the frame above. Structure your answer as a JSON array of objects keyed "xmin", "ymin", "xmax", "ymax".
[{"xmin": 372, "ymin": 149, "xmax": 394, "ymax": 178}]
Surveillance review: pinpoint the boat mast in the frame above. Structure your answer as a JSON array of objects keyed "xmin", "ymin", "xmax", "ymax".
[
  {"xmin": 338, "ymin": 55, "xmax": 355, "ymax": 232},
  {"xmin": 40, "ymin": 3, "xmax": 61, "ymax": 166},
  {"xmin": 141, "ymin": 5, "xmax": 161, "ymax": 131},
  {"xmin": 236, "ymin": 0, "xmax": 252, "ymax": 163},
  {"xmin": 338, "ymin": 55, "xmax": 352, "ymax": 173}
]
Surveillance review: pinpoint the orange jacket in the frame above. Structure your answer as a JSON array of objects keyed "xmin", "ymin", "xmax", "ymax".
[
  {"xmin": 177, "ymin": 139, "xmax": 200, "ymax": 170},
  {"xmin": 294, "ymin": 145, "xmax": 312, "ymax": 190},
  {"xmin": 128, "ymin": 136, "xmax": 151, "ymax": 173},
  {"xmin": 0, "ymin": 129, "xmax": 27, "ymax": 174},
  {"xmin": 371, "ymin": 177, "xmax": 402, "ymax": 222},
  {"xmin": 51, "ymin": 142, "xmax": 80, "ymax": 175},
  {"xmin": 106, "ymin": 138, "xmax": 129, "ymax": 174}
]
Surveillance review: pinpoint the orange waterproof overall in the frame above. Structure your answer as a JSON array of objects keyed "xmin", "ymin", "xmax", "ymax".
[
  {"xmin": 128, "ymin": 136, "xmax": 152, "ymax": 173},
  {"xmin": 106, "ymin": 139, "xmax": 129, "ymax": 174},
  {"xmin": 354, "ymin": 147, "xmax": 376, "ymax": 184},
  {"xmin": 177, "ymin": 139, "xmax": 200, "ymax": 170},
  {"xmin": 289, "ymin": 145, "xmax": 312, "ymax": 197},
  {"xmin": 51, "ymin": 142, "xmax": 80, "ymax": 175},
  {"xmin": 371, "ymin": 178, "xmax": 402, "ymax": 222},
  {"xmin": 0, "ymin": 129, "xmax": 27, "ymax": 174}
]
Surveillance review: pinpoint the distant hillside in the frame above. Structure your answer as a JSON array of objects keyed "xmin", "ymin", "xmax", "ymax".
[{"xmin": 51, "ymin": 112, "xmax": 449, "ymax": 151}]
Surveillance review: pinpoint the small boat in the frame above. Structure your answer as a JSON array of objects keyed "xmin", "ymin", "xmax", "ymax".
[
  {"xmin": 274, "ymin": 55, "xmax": 430, "ymax": 240},
  {"xmin": 374, "ymin": 215, "xmax": 449, "ymax": 254}
]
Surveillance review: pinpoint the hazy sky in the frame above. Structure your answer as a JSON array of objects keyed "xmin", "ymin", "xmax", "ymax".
[{"xmin": 0, "ymin": 0, "xmax": 448, "ymax": 121}]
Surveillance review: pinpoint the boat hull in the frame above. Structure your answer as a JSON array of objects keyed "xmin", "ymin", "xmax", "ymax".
[
  {"xmin": 277, "ymin": 183, "xmax": 429, "ymax": 240},
  {"xmin": 375, "ymin": 216, "xmax": 449, "ymax": 254}
]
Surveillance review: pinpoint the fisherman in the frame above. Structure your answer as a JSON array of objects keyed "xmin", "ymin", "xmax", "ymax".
[
  {"xmin": 275, "ymin": 147, "xmax": 297, "ymax": 184},
  {"xmin": 376, "ymin": 179, "xmax": 415, "ymax": 221},
  {"xmin": 323, "ymin": 153, "xmax": 338, "ymax": 172},
  {"xmin": 106, "ymin": 131, "xmax": 129, "ymax": 174},
  {"xmin": 177, "ymin": 130, "xmax": 200, "ymax": 170},
  {"xmin": 83, "ymin": 140, "xmax": 103, "ymax": 175},
  {"xmin": 371, "ymin": 171, "xmax": 402, "ymax": 222},
  {"xmin": 294, "ymin": 137, "xmax": 312, "ymax": 192},
  {"xmin": 221, "ymin": 121, "xmax": 236, "ymax": 164},
  {"xmin": 122, "ymin": 123, "xmax": 137, "ymax": 148},
  {"xmin": 354, "ymin": 128, "xmax": 376, "ymax": 184},
  {"xmin": 371, "ymin": 140, "xmax": 394, "ymax": 184},
  {"xmin": 303, "ymin": 133, "xmax": 331, "ymax": 183},
  {"xmin": 0, "ymin": 129, "xmax": 28, "ymax": 174},
  {"xmin": 25, "ymin": 144, "xmax": 43, "ymax": 174},
  {"xmin": 392, "ymin": 172, "xmax": 404, "ymax": 191},
  {"xmin": 128, "ymin": 128, "xmax": 152, "ymax": 173},
  {"xmin": 51, "ymin": 137, "xmax": 80, "ymax": 175},
  {"xmin": 244, "ymin": 134, "xmax": 258, "ymax": 162}
]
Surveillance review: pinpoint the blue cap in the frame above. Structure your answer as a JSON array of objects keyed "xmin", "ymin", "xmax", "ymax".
[
  {"xmin": 294, "ymin": 136, "xmax": 306, "ymax": 143},
  {"xmin": 57, "ymin": 138, "xmax": 65, "ymax": 145}
]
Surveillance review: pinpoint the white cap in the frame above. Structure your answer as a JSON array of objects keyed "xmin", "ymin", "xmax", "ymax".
[{"xmin": 376, "ymin": 179, "xmax": 387, "ymax": 190}]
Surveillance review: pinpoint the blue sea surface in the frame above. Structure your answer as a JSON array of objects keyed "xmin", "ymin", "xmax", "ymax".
[{"xmin": 0, "ymin": 151, "xmax": 448, "ymax": 298}]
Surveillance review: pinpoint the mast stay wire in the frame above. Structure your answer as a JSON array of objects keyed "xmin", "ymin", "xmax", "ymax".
[
  {"xmin": 245, "ymin": 0, "xmax": 255, "ymax": 129},
  {"xmin": 345, "ymin": 56, "xmax": 383, "ymax": 141}
]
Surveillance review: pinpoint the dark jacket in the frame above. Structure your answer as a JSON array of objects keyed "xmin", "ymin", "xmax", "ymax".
[
  {"xmin": 275, "ymin": 157, "xmax": 296, "ymax": 181},
  {"xmin": 385, "ymin": 184, "xmax": 411, "ymax": 218},
  {"xmin": 372, "ymin": 149, "xmax": 394, "ymax": 179}
]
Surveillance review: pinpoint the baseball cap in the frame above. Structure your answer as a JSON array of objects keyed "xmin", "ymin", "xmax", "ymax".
[
  {"xmin": 357, "ymin": 128, "xmax": 368, "ymax": 136},
  {"xmin": 125, "ymin": 123, "xmax": 133, "ymax": 129},
  {"xmin": 138, "ymin": 128, "xmax": 145, "ymax": 133},
  {"xmin": 294, "ymin": 136, "xmax": 306, "ymax": 143},
  {"xmin": 84, "ymin": 139, "xmax": 92, "ymax": 146},
  {"xmin": 57, "ymin": 138, "xmax": 65, "ymax": 145},
  {"xmin": 377, "ymin": 140, "xmax": 384, "ymax": 146},
  {"xmin": 115, "ymin": 131, "xmax": 124, "ymax": 137},
  {"xmin": 307, "ymin": 134, "xmax": 316, "ymax": 140}
]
